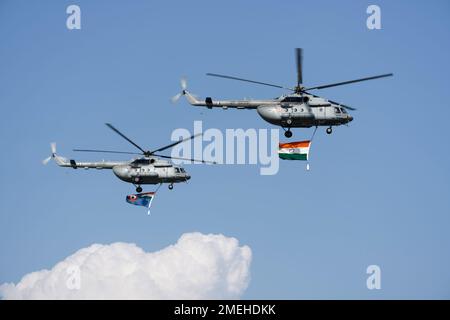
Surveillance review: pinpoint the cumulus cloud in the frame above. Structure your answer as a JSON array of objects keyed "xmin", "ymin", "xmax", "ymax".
[{"xmin": 0, "ymin": 232, "xmax": 252, "ymax": 300}]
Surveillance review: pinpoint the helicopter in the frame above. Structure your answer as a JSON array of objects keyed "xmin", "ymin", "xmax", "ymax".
[
  {"xmin": 172, "ymin": 48, "xmax": 393, "ymax": 138},
  {"xmin": 42, "ymin": 123, "xmax": 215, "ymax": 192}
]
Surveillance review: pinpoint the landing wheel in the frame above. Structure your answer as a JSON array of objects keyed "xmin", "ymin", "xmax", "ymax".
[
  {"xmin": 326, "ymin": 127, "xmax": 333, "ymax": 135},
  {"xmin": 284, "ymin": 130, "xmax": 293, "ymax": 138},
  {"xmin": 136, "ymin": 186, "xmax": 143, "ymax": 193},
  {"xmin": 168, "ymin": 184, "xmax": 174, "ymax": 190}
]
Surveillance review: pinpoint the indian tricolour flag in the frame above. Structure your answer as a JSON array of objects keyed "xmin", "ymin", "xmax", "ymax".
[{"xmin": 278, "ymin": 140, "xmax": 311, "ymax": 161}]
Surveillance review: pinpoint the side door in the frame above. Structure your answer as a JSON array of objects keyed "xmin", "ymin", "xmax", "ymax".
[
  {"xmin": 156, "ymin": 166, "xmax": 169, "ymax": 179},
  {"xmin": 312, "ymin": 106, "xmax": 326, "ymax": 124}
]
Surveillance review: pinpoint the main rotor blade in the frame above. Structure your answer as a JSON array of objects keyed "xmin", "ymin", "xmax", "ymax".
[
  {"xmin": 303, "ymin": 91, "xmax": 357, "ymax": 110},
  {"xmin": 304, "ymin": 73, "xmax": 393, "ymax": 91},
  {"xmin": 154, "ymin": 153, "xmax": 217, "ymax": 164},
  {"xmin": 105, "ymin": 123, "xmax": 146, "ymax": 154},
  {"xmin": 73, "ymin": 149, "xmax": 142, "ymax": 155},
  {"xmin": 150, "ymin": 133, "xmax": 202, "ymax": 154},
  {"xmin": 328, "ymin": 100, "xmax": 357, "ymax": 111},
  {"xmin": 296, "ymin": 48, "xmax": 303, "ymax": 86},
  {"xmin": 206, "ymin": 73, "xmax": 294, "ymax": 91}
]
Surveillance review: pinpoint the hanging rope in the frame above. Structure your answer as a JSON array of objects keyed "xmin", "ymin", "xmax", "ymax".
[
  {"xmin": 154, "ymin": 183, "xmax": 163, "ymax": 193},
  {"xmin": 310, "ymin": 126, "xmax": 318, "ymax": 142}
]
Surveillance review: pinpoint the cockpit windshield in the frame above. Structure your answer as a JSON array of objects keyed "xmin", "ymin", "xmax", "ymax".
[
  {"xmin": 131, "ymin": 158, "xmax": 151, "ymax": 166},
  {"xmin": 174, "ymin": 167, "xmax": 186, "ymax": 173},
  {"xmin": 281, "ymin": 96, "xmax": 308, "ymax": 103}
]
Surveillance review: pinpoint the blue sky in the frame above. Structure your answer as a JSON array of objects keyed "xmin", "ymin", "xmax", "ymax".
[{"xmin": 1, "ymin": 0, "xmax": 450, "ymax": 299}]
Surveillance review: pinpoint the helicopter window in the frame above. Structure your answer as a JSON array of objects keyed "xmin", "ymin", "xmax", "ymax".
[
  {"xmin": 282, "ymin": 97, "xmax": 305, "ymax": 103},
  {"xmin": 301, "ymin": 108, "xmax": 304, "ymax": 112},
  {"xmin": 340, "ymin": 107, "xmax": 347, "ymax": 114},
  {"xmin": 334, "ymin": 107, "xmax": 341, "ymax": 113},
  {"xmin": 132, "ymin": 159, "xmax": 151, "ymax": 165},
  {"xmin": 174, "ymin": 167, "xmax": 180, "ymax": 173},
  {"xmin": 293, "ymin": 108, "xmax": 297, "ymax": 112},
  {"xmin": 180, "ymin": 168, "xmax": 186, "ymax": 173}
]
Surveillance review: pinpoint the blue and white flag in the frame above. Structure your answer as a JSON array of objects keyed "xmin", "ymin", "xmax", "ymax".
[{"xmin": 126, "ymin": 192, "xmax": 155, "ymax": 215}]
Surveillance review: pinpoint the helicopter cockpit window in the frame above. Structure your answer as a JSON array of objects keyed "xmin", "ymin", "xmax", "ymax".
[
  {"xmin": 334, "ymin": 107, "xmax": 341, "ymax": 113},
  {"xmin": 340, "ymin": 107, "xmax": 347, "ymax": 114},
  {"xmin": 282, "ymin": 96, "xmax": 306, "ymax": 103},
  {"xmin": 174, "ymin": 167, "xmax": 180, "ymax": 173},
  {"xmin": 132, "ymin": 159, "xmax": 151, "ymax": 165},
  {"xmin": 180, "ymin": 168, "xmax": 186, "ymax": 173}
]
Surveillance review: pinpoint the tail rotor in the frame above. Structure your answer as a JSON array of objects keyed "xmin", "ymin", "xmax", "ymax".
[
  {"xmin": 42, "ymin": 142, "xmax": 57, "ymax": 165},
  {"xmin": 171, "ymin": 77, "xmax": 188, "ymax": 103}
]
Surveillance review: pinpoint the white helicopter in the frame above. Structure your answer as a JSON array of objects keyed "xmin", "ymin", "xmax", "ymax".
[
  {"xmin": 43, "ymin": 123, "xmax": 215, "ymax": 192},
  {"xmin": 172, "ymin": 48, "xmax": 393, "ymax": 138}
]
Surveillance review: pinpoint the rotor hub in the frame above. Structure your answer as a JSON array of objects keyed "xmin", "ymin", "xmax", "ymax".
[{"xmin": 294, "ymin": 86, "xmax": 302, "ymax": 94}]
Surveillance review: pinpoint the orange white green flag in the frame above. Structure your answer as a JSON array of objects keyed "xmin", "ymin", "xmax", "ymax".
[{"xmin": 278, "ymin": 140, "xmax": 311, "ymax": 161}]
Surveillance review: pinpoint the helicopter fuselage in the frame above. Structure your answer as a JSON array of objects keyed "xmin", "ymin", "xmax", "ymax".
[
  {"xmin": 112, "ymin": 163, "xmax": 190, "ymax": 185},
  {"xmin": 183, "ymin": 91, "xmax": 353, "ymax": 129},
  {"xmin": 50, "ymin": 154, "xmax": 191, "ymax": 189},
  {"xmin": 256, "ymin": 102, "xmax": 353, "ymax": 128}
]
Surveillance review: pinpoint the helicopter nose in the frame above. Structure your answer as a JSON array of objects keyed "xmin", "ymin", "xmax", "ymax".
[
  {"xmin": 186, "ymin": 174, "xmax": 191, "ymax": 180},
  {"xmin": 348, "ymin": 115, "xmax": 353, "ymax": 122}
]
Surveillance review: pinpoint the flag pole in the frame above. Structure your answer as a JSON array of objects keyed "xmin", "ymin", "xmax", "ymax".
[
  {"xmin": 306, "ymin": 126, "xmax": 317, "ymax": 171},
  {"xmin": 147, "ymin": 196, "xmax": 154, "ymax": 216}
]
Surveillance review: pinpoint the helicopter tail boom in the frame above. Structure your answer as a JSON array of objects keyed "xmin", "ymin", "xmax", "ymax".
[
  {"xmin": 43, "ymin": 143, "xmax": 124, "ymax": 169},
  {"xmin": 186, "ymin": 94, "xmax": 273, "ymax": 109},
  {"xmin": 184, "ymin": 90, "xmax": 204, "ymax": 106}
]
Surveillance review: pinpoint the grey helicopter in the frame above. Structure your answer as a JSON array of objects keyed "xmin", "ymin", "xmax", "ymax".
[
  {"xmin": 42, "ymin": 123, "xmax": 215, "ymax": 192},
  {"xmin": 172, "ymin": 48, "xmax": 393, "ymax": 138}
]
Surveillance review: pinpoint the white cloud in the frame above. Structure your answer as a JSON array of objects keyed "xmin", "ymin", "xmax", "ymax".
[{"xmin": 0, "ymin": 232, "xmax": 252, "ymax": 300}]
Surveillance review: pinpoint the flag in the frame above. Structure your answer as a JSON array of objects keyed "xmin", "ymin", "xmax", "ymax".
[
  {"xmin": 126, "ymin": 192, "xmax": 155, "ymax": 215},
  {"xmin": 278, "ymin": 140, "xmax": 311, "ymax": 161}
]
